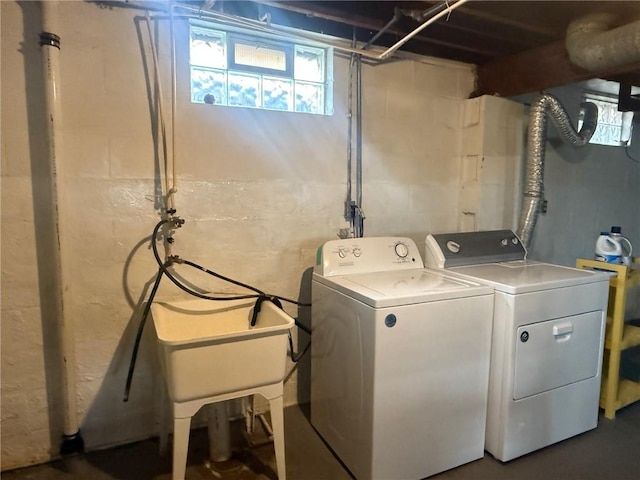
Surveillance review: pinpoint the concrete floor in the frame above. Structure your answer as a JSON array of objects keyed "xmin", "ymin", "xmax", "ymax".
[{"xmin": 3, "ymin": 402, "xmax": 640, "ymax": 480}]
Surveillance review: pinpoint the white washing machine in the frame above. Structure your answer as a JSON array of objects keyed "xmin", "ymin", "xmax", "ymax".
[
  {"xmin": 310, "ymin": 236, "xmax": 494, "ymax": 480},
  {"xmin": 424, "ymin": 230, "xmax": 610, "ymax": 462}
]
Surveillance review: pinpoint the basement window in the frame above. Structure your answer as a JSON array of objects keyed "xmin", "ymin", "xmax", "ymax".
[
  {"xmin": 579, "ymin": 94, "xmax": 634, "ymax": 146},
  {"xmin": 190, "ymin": 24, "xmax": 333, "ymax": 115}
]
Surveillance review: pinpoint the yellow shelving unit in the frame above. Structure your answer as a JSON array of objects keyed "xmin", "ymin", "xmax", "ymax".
[{"xmin": 576, "ymin": 258, "xmax": 640, "ymax": 419}]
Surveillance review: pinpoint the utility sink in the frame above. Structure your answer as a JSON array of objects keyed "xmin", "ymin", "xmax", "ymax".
[{"xmin": 151, "ymin": 298, "xmax": 294, "ymax": 403}]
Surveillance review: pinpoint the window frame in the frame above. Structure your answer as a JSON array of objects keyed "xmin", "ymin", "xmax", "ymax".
[
  {"xmin": 579, "ymin": 93, "xmax": 634, "ymax": 147},
  {"xmin": 189, "ymin": 21, "xmax": 334, "ymax": 115},
  {"xmin": 227, "ymin": 33, "xmax": 294, "ymax": 77}
]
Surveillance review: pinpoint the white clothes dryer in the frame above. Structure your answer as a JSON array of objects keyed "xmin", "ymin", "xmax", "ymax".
[
  {"xmin": 424, "ymin": 230, "xmax": 610, "ymax": 462},
  {"xmin": 311, "ymin": 237, "xmax": 494, "ymax": 480}
]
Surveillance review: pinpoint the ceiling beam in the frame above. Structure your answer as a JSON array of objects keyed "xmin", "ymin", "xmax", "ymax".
[
  {"xmin": 474, "ymin": 39, "xmax": 640, "ymax": 98},
  {"xmin": 257, "ymin": 1, "xmax": 498, "ymax": 57},
  {"xmin": 449, "ymin": 2, "xmax": 558, "ymax": 39}
]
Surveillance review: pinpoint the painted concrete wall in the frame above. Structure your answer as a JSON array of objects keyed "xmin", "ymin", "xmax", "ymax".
[
  {"xmin": 459, "ymin": 96, "xmax": 524, "ymax": 232},
  {"xmin": 513, "ymin": 86, "xmax": 640, "ymax": 267},
  {"xmin": 1, "ymin": 1, "xmax": 479, "ymax": 469}
]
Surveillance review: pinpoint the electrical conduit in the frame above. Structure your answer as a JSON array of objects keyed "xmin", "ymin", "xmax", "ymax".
[{"xmin": 39, "ymin": 0, "xmax": 84, "ymax": 454}]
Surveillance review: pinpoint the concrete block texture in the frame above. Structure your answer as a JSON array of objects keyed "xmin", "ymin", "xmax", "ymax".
[
  {"xmin": 1, "ymin": 0, "xmax": 477, "ymax": 470},
  {"xmin": 459, "ymin": 96, "xmax": 524, "ymax": 231}
]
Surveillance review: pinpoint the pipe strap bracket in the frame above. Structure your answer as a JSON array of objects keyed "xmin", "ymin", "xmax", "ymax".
[{"xmin": 40, "ymin": 32, "xmax": 61, "ymax": 49}]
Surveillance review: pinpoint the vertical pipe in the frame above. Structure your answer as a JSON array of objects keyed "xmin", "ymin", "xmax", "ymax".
[
  {"xmin": 39, "ymin": 0, "xmax": 84, "ymax": 454},
  {"xmin": 207, "ymin": 402, "xmax": 231, "ymax": 462},
  {"xmin": 355, "ymin": 55, "xmax": 364, "ymax": 237},
  {"xmin": 344, "ymin": 32, "xmax": 356, "ymax": 234},
  {"xmin": 144, "ymin": 12, "xmax": 170, "ymax": 210},
  {"xmin": 168, "ymin": 1, "xmax": 177, "ymax": 211}
]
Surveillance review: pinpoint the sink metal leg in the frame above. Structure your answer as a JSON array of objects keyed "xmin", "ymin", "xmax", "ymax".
[
  {"xmin": 269, "ymin": 395, "xmax": 286, "ymax": 480},
  {"xmin": 173, "ymin": 416, "xmax": 191, "ymax": 480}
]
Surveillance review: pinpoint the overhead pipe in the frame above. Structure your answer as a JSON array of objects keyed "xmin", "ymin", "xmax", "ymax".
[
  {"xmin": 362, "ymin": 7, "xmax": 403, "ymax": 50},
  {"xmin": 113, "ymin": 0, "xmax": 469, "ymax": 62},
  {"xmin": 164, "ymin": 0, "xmax": 470, "ymax": 62},
  {"xmin": 375, "ymin": 0, "xmax": 470, "ymax": 60},
  {"xmin": 566, "ymin": 13, "xmax": 640, "ymax": 72},
  {"xmin": 516, "ymin": 93, "xmax": 598, "ymax": 249},
  {"xmin": 401, "ymin": 2, "xmax": 449, "ymax": 23},
  {"xmin": 39, "ymin": 0, "xmax": 84, "ymax": 455}
]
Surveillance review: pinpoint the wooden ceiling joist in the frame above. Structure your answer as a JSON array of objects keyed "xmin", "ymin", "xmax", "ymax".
[{"xmin": 474, "ymin": 39, "xmax": 640, "ymax": 98}]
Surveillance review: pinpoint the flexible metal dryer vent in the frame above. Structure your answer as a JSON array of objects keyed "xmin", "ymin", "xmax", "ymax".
[{"xmin": 516, "ymin": 93, "xmax": 598, "ymax": 250}]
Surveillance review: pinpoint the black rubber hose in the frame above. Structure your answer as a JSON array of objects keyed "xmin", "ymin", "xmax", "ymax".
[
  {"xmin": 150, "ymin": 219, "xmax": 313, "ymax": 307},
  {"xmin": 288, "ymin": 331, "xmax": 311, "ymax": 363},
  {"xmin": 125, "ymin": 219, "xmax": 315, "ymax": 402},
  {"xmin": 150, "ymin": 219, "xmax": 260, "ymax": 301},
  {"xmin": 182, "ymin": 259, "xmax": 265, "ymax": 296},
  {"xmin": 293, "ymin": 319, "xmax": 312, "ymax": 336},
  {"xmin": 123, "ymin": 263, "xmax": 167, "ymax": 402}
]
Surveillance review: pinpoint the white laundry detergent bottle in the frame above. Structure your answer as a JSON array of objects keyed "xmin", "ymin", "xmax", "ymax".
[
  {"xmin": 595, "ymin": 232, "xmax": 622, "ymax": 264},
  {"xmin": 609, "ymin": 226, "xmax": 633, "ymax": 266}
]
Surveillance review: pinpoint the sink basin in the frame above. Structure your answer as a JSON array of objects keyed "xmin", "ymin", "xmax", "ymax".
[{"xmin": 151, "ymin": 298, "xmax": 294, "ymax": 403}]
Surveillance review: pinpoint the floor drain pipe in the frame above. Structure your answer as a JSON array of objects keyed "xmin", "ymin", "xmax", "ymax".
[{"xmin": 40, "ymin": 0, "xmax": 84, "ymax": 455}]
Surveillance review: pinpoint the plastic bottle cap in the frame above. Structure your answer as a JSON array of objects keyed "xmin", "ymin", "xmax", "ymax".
[{"xmin": 611, "ymin": 226, "xmax": 622, "ymax": 234}]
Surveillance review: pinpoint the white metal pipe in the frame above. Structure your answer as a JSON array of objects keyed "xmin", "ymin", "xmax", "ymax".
[
  {"xmin": 168, "ymin": 1, "xmax": 177, "ymax": 209},
  {"xmin": 377, "ymin": 0, "xmax": 471, "ymax": 60},
  {"xmin": 168, "ymin": 0, "xmax": 470, "ymax": 62},
  {"xmin": 207, "ymin": 402, "xmax": 231, "ymax": 462},
  {"xmin": 40, "ymin": 0, "xmax": 83, "ymax": 453},
  {"xmin": 144, "ymin": 12, "xmax": 171, "ymax": 208}
]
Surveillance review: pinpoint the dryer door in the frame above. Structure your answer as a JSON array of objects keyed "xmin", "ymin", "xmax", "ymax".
[{"xmin": 513, "ymin": 311, "xmax": 603, "ymax": 400}]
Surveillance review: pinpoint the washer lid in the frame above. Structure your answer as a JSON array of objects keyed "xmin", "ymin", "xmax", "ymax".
[
  {"xmin": 313, "ymin": 267, "xmax": 492, "ymax": 308},
  {"xmin": 450, "ymin": 260, "xmax": 609, "ymax": 294}
]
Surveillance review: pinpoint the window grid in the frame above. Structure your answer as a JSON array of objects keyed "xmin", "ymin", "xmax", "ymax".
[
  {"xmin": 190, "ymin": 25, "xmax": 331, "ymax": 115},
  {"xmin": 580, "ymin": 95, "xmax": 633, "ymax": 146}
]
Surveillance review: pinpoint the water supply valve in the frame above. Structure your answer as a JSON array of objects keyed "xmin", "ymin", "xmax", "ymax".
[{"xmin": 170, "ymin": 216, "xmax": 186, "ymax": 228}]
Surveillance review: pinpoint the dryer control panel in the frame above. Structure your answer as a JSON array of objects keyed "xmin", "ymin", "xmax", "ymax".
[
  {"xmin": 425, "ymin": 230, "xmax": 526, "ymax": 268},
  {"xmin": 315, "ymin": 237, "xmax": 424, "ymax": 276}
]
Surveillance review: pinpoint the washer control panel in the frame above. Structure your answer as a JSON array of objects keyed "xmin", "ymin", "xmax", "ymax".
[{"xmin": 315, "ymin": 237, "xmax": 424, "ymax": 276}]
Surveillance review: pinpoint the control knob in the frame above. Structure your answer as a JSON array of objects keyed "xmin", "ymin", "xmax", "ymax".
[{"xmin": 394, "ymin": 242, "xmax": 409, "ymax": 258}]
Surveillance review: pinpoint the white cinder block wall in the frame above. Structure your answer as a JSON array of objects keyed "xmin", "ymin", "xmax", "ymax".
[
  {"xmin": 460, "ymin": 96, "xmax": 524, "ymax": 232},
  {"xmin": 1, "ymin": 1, "xmax": 481, "ymax": 469}
]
